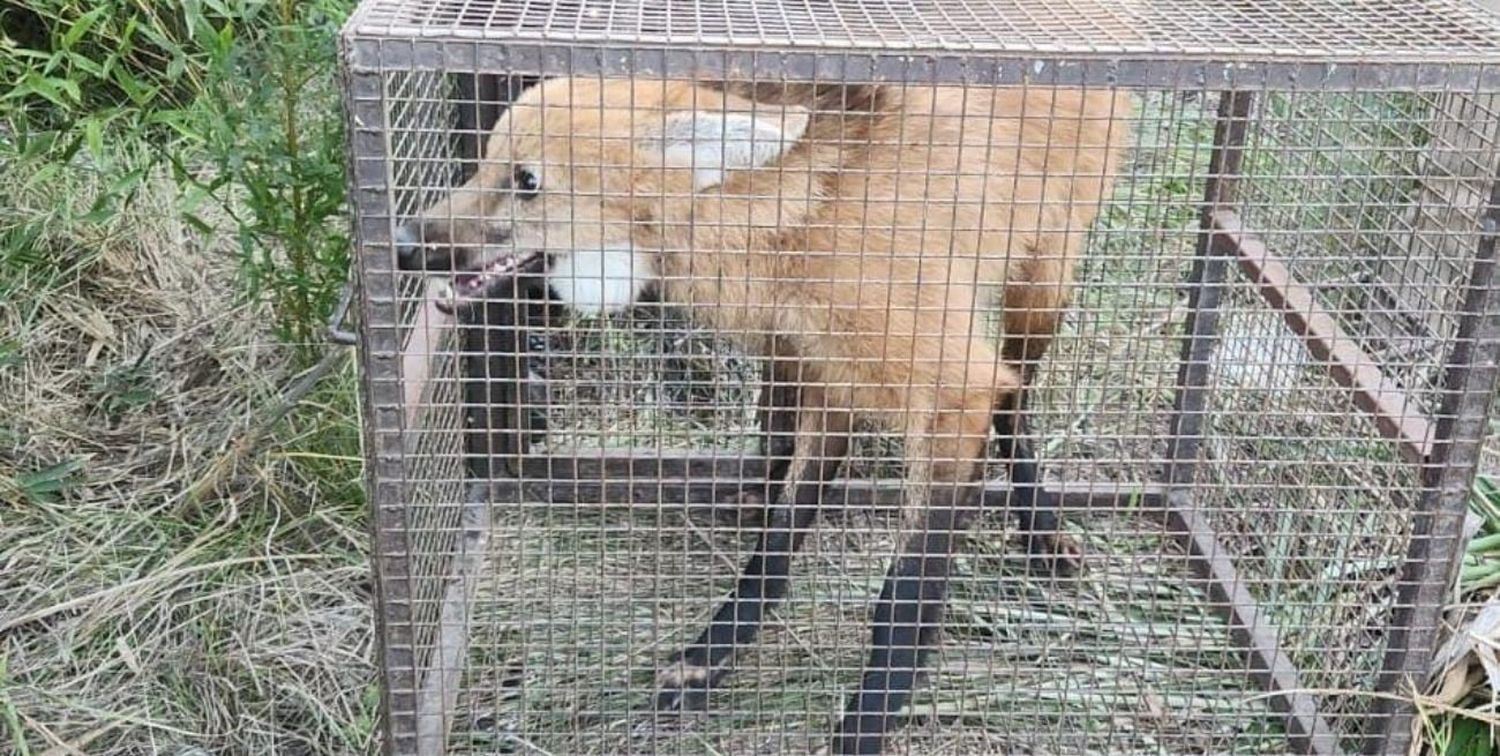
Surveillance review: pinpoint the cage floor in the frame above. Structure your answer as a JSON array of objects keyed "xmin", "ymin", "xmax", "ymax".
[{"xmin": 437, "ymin": 501, "xmax": 1306, "ymax": 755}]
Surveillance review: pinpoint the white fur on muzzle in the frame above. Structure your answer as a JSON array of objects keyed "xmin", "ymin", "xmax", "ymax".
[{"xmin": 547, "ymin": 247, "xmax": 656, "ymax": 316}]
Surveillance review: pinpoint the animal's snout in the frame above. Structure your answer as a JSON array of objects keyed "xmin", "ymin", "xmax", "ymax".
[
  {"xmin": 394, "ymin": 221, "xmax": 461, "ymax": 273},
  {"xmin": 394, "ymin": 223, "xmax": 423, "ymax": 269},
  {"xmin": 395, "ymin": 221, "xmax": 521, "ymax": 274}
]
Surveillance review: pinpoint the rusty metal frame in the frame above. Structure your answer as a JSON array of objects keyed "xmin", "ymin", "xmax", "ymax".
[
  {"xmin": 1215, "ymin": 212, "xmax": 1436, "ymax": 464},
  {"xmin": 418, "ymin": 87, "xmax": 1500, "ymax": 756},
  {"xmin": 342, "ymin": 57, "xmax": 423, "ymax": 756}
]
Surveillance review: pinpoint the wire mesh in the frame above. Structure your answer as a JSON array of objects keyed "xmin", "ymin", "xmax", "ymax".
[
  {"xmin": 341, "ymin": 3, "xmax": 1500, "ymax": 754},
  {"xmin": 346, "ymin": 0, "xmax": 1500, "ymax": 61}
]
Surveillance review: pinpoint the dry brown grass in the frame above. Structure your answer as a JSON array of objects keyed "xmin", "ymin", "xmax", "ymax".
[{"xmin": 0, "ymin": 154, "xmax": 374, "ymax": 755}]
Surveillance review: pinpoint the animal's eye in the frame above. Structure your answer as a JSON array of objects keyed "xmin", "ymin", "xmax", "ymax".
[{"xmin": 513, "ymin": 166, "xmax": 540, "ymax": 200}]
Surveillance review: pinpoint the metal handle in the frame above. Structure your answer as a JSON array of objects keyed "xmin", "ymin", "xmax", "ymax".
[{"xmin": 327, "ymin": 275, "xmax": 357, "ymax": 346}]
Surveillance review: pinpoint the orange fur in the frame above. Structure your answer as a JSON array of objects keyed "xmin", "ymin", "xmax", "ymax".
[{"xmin": 417, "ymin": 76, "xmax": 1131, "ymax": 493}]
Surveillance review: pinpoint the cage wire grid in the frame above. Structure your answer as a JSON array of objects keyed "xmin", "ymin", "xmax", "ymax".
[{"xmin": 341, "ymin": 1, "xmax": 1500, "ymax": 754}]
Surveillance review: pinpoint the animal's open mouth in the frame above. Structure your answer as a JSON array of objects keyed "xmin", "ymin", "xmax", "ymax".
[{"xmin": 433, "ymin": 251, "xmax": 544, "ymax": 315}]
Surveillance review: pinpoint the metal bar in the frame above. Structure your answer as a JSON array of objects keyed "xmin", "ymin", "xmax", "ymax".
[
  {"xmin": 341, "ymin": 59, "xmax": 420, "ymax": 756},
  {"xmin": 1213, "ymin": 209, "xmax": 1437, "ymax": 464},
  {"xmin": 1372, "ymin": 179, "xmax": 1500, "ymax": 755},
  {"xmin": 487, "ymin": 451, "xmax": 1165, "ymax": 511},
  {"xmin": 327, "ymin": 275, "xmax": 359, "ymax": 346},
  {"xmin": 1164, "ymin": 89, "xmax": 1254, "ymax": 486},
  {"xmin": 1164, "ymin": 491, "xmax": 1345, "ymax": 755},
  {"xmin": 346, "ymin": 37, "xmax": 1500, "ymax": 91}
]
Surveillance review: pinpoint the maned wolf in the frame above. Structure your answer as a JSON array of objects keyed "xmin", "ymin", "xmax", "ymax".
[{"xmin": 397, "ymin": 77, "xmax": 1131, "ymax": 753}]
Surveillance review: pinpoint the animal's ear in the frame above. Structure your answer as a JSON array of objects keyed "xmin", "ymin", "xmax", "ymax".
[{"xmin": 646, "ymin": 106, "xmax": 810, "ymax": 191}]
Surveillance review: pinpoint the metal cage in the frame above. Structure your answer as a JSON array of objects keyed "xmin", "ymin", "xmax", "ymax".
[{"xmin": 340, "ymin": 1, "xmax": 1500, "ymax": 753}]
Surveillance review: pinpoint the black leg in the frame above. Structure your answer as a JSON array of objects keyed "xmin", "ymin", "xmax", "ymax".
[
  {"xmin": 992, "ymin": 368, "xmax": 1081, "ymax": 577},
  {"xmin": 833, "ymin": 489, "xmax": 977, "ymax": 754},
  {"xmin": 656, "ymin": 403, "xmax": 850, "ymax": 712},
  {"xmin": 751, "ymin": 361, "xmax": 800, "ymax": 506},
  {"xmin": 654, "ymin": 481, "xmax": 820, "ymax": 712},
  {"xmin": 834, "ymin": 402, "xmax": 1031, "ymax": 753}
]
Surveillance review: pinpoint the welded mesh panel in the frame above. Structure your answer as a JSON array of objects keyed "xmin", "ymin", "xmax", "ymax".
[
  {"xmin": 1025, "ymin": 87, "xmax": 1214, "ymax": 486},
  {"xmin": 1181, "ymin": 86, "xmax": 1500, "ymax": 737},
  {"xmin": 347, "ymin": 0, "xmax": 1500, "ymax": 60},
  {"xmin": 1197, "ymin": 287, "xmax": 1420, "ymax": 727},
  {"xmin": 523, "ymin": 308, "xmax": 761, "ymax": 453},
  {"xmin": 1234, "ymin": 91, "xmax": 1485, "ymax": 416},
  {"xmin": 343, "ymin": 6, "xmax": 1500, "ymax": 755}
]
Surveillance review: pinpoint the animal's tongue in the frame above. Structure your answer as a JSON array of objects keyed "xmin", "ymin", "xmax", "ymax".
[{"xmin": 454, "ymin": 272, "xmax": 480, "ymax": 289}]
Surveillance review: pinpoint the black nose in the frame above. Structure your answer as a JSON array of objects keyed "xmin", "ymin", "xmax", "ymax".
[
  {"xmin": 394, "ymin": 223, "xmax": 422, "ymax": 270},
  {"xmin": 394, "ymin": 222, "xmax": 461, "ymax": 272}
]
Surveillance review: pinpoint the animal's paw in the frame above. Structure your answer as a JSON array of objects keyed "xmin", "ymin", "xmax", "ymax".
[
  {"xmin": 653, "ymin": 658, "xmax": 717, "ymax": 713},
  {"xmin": 1024, "ymin": 530, "xmax": 1084, "ymax": 579}
]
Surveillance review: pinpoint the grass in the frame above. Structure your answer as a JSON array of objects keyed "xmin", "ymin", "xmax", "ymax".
[
  {"xmin": 1422, "ymin": 445, "xmax": 1500, "ymax": 756},
  {"xmin": 0, "ymin": 148, "xmax": 375, "ymax": 753},
  {"xmin": 455, "ymin": 499, "xmax": 1289, "ymax": 754},
  {"xmin": 1, "ymin": 2, "xmax": 373, "ymax": 754}
]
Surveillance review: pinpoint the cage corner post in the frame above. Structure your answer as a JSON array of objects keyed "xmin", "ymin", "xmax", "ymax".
[
  {"xmin": 1163, "ymin": 87, "xmax": 1343, "ymax": 756},
  {"xmin": 1369, "ymin": 177, "xmax": 1500, "ymax": 756},
  {"xmin": 340, "ymin": 52, "xmax": 423, "ymax": 755}
]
